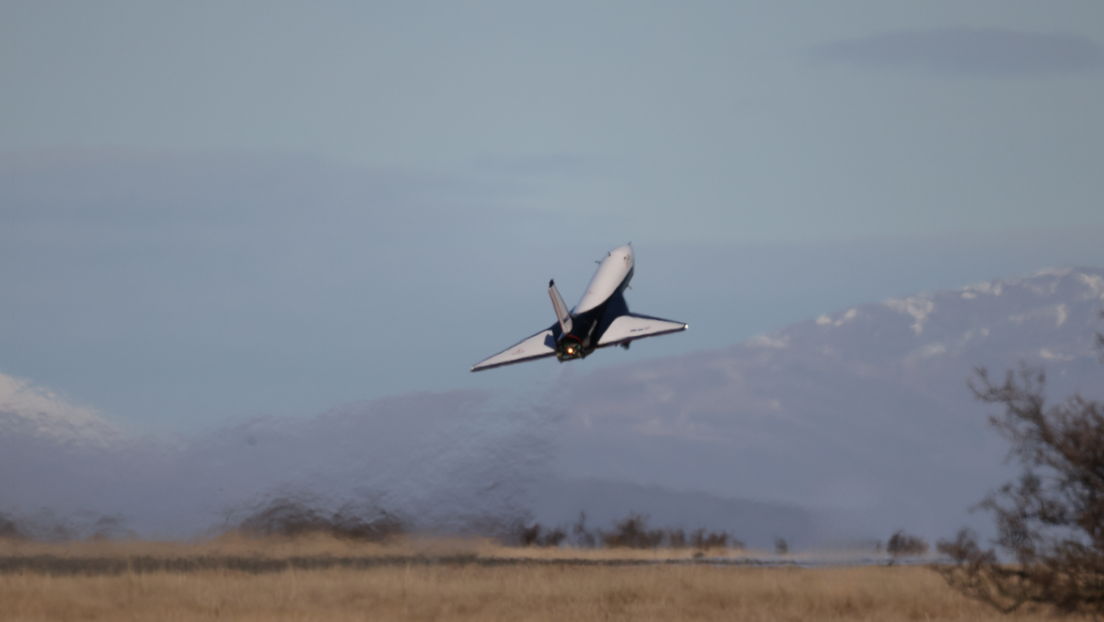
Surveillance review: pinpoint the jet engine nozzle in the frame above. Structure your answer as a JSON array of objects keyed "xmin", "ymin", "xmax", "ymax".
[{"xmin": 555, "ymin": 336, "xmax": 588, "ymax": 362}]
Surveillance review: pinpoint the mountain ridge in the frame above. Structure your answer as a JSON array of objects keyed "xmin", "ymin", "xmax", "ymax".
[{"xmin": 552, "ymin": 266, "xmax": 1104, "ymax": 542}]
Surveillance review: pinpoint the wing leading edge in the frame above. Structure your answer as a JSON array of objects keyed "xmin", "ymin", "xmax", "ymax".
[
  {"xmin": 470, "ymin": 326, "xmax": 558, "ymax": 372},
  {"xmin": 596, "ymin": 313, "xmax": 688, "ymax": 347},
  {"xmin": 471, "ymin": 312, "xmax": 687, "ymax": 372}
]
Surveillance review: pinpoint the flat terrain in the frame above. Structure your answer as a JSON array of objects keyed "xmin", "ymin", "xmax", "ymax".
[{"xmin": 0, "ymin": 536, "xmax": 1080, "ymax": 621}]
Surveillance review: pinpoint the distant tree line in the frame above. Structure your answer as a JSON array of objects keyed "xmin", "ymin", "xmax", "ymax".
[
  {"xmin": 0, "ymin": 510, "xmax": 132, "ymax": 542},
  {"xmin": 518, "ymin": 512, "xmax": 744, "ymax": 551},
  {"xmin": 236, "ymin": 498, "xmax": 406, "ymax": 542}
]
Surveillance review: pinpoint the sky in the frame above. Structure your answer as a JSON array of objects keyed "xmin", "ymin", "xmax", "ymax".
[{"xmin": 2, "ymin": 4, "xmax": 1104, "ymax": 450}]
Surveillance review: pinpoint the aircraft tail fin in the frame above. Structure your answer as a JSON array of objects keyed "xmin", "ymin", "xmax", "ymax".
[{"xmin": 548, "ymin": 280, "xmax": 573, "ymax": 334}]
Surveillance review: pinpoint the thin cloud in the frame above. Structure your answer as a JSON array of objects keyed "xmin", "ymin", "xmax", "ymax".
[{"xmin": 811, "ymin": 28, "xmax": 1104, "ymax": 76}]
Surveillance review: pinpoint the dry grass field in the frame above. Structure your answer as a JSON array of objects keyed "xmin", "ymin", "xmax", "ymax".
[{"xmin": 0, "ymin": 535, "xmax": 1082, "ymax": 621}]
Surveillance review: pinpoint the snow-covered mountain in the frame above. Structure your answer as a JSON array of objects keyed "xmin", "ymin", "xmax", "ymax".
[
  {"xmin": 553, "ymin": 267, "xmax": 1104, "ymax": 544},
  {"xmin": 0, "ymin": 373, "xmax": 121, "ymax": 447}
]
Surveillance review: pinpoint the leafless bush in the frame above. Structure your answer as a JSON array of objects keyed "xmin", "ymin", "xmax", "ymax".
[
  {"xmin": 0, "ymin": 510, "xmax": 130, "ymax": 542},
  {"xmin": 774, "ymin": 537, "xmax": 789, "ymax": 555},
  {"xmin": 936, "ymin": 359, "xmax": 1104, "ymax": 614},
  {"xmin": 690, "ymin": 527, "xmax": 737, "ymax": 551},
  {"xmin": 647, "ymin": 528, "xmax": 666, "ymax": 551},
  {"xmin": 519, "ymin": 523, "xmax": 540, "ymax": 546},
  {"xmin": 571, "ymin": 512, "xmax": 597, "ymax": 548},
  {"xmin": 237, "ymin": 498, "xmax": 404, "ymax": 542},
  {"xmin": 667, "ymin": 528, "xmax": 687, "ymax": 549},
  {"xmin": 518, "ymin": 523, "xmax": 567, "ymax": 547},
  {"xmin": 544, "ymin": 525, "xmax": 566, "ymax": 547},
  {"xmin": 601, "ymin": 512, "xmax": 662, "ymax": 549},
  {"xmin": 571, "ymin": 513, "xmax": 739, "ymax": 551},
  {"xmin": 0, "ymin": 513, "xmax": 24, "ymax": 540},
  {"xmin": 886, "ymin": 530, "xmax": 929, "ymax": 558}
]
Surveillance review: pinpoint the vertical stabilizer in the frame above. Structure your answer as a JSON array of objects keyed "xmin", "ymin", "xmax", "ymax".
[{"xmin": 548, "ymin": 280, "xmax": 573, "ymax": 334}]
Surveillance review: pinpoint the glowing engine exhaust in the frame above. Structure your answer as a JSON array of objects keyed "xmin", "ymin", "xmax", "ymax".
[{"xmin": 555, "ymin": 336, "xmax": 588, "ymax": 362}]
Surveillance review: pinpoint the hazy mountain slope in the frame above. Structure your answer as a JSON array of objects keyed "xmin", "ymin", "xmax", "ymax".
[
  {"xmin": 554, "ymin": 267, "xmax": 1104, "ymax": 542},
  {"xmin": 0, "ymin": 386, "xmax": 553, "ymax": 538}
]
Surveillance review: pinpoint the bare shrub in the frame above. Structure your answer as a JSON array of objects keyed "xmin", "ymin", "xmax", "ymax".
[
  {"xmin": 546, "ymin": 525, "xmax": 567, "ymax": 547},
  {"xmin": 774, "ymin": 537, "xmax": 789, "ymax": 555},
  {"xmin": 601, "ymin": 513, "xmax": 660, "ymax": 549},
  {"xmin": 690, "ymin": 527, "xmax": 735, "ymax": 551},
  {"xmin": 518, "ymin": 523, "xmax": 567, "ymax": 547},
  {"xmin": 0, "ymin": 510, "xmax": 130, "ymax": 542},
  {"xmin": 886, "ymin": 530, "xmax": 929, "ymax": 558},
  {"xmin": 0, "ymin": 513, "xmax": 24, "ymax": 540},
  {"xmin": 238, "ymin": 498, "xmax": 404, "ymax": 542},
  {"xmin": 647, "ymin": 528, "xmax": 666, "ymax": 551},
  {"xmin": 667, "ymin": 528, "xmax": 686, "ymax": 549},
  {"xmin": 554, "ymin": 514, "xmax": 743, "ymax": 551},
  {"xmin": 519, "ymin": 523, "xmax": 541, "ymax": 547},
  {"xmin": 572, "ymin": 512, "xmax": 597, "ymax": 548},
  {"xmin": 936, "ymin": 359, "xmax": 1104, "ymax": 614},
  {"xmin": 690, "ymin": 528, "xmax": 707, "ymax": 549}
]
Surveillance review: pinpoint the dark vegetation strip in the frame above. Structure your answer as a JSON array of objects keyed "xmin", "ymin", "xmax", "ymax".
[{"xmin": 0, "ymin": 554, "xmax": 792, "ymax": 576}]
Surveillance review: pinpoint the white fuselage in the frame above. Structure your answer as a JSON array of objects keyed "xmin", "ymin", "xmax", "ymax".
[{"xmin": 575, "ymin": 244, "xmax": 634, "ymax": 314}]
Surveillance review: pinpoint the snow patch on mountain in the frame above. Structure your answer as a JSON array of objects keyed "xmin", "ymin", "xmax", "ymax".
[
  {"xmin": 1040, "ymin": 348, "xmax": 1075, "ymax": 361},
  {"xmin": 1078, "ymin": 273, "xmax": 1104, "ymax": 299},
  {"xmin": 817, "ymin": 308, "xmax": 860, "ymax": 327},
  {"xmin": 0, "ymin": 372, "xmax": 120, "ymax": 447},
  {"xmin": 960, "ymin": 280, "xmax": 1003, "ymax": 299},
  {"xmin": 884, "ymin": 296, "xmax": 934, "ymax": 335},
  {"xmin": 749, "ymin": 334, "xmax": 790, "ymax": 349}
]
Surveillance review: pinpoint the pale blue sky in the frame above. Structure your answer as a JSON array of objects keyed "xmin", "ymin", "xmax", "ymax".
[
  {"xmin": 3, "ymin": 2, "xmax": 1104, "ymax": 432},
  {"xmin": 7, "ymin": 2, "xmax": 1104, "ymax": 240}
]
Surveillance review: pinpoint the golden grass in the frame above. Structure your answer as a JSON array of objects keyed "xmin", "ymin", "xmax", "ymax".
[
  {"xmin": 0, "ymin": 532, "xmax": 765, "ymax": 562},
  {"xmin": 0, "ymin": 536, "xmax": 1082, "ymax": 621}
]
